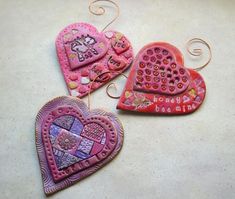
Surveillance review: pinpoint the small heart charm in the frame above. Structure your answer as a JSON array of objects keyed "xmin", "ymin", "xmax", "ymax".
[
  {"xmin": 111, "ymin": 35, "xmax": 130, "ymax": 54},
  {"xmin": 107, "ymin": 54, "xmax": 127, "ymax": 71},
  {"xmin": 36, "ymin": 96, "xmax": 123, "ymax": 195},
  {"xmin": 56, "ymin": 23, "xmax": 133, "ymax": 98},
  {"xmin": 117, "ymin": 42, "xmax": 206, "ymax": 114}
]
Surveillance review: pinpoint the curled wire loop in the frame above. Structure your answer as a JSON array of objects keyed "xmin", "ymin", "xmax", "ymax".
[
  {"xmin": 87, "ymin": 71, "xmax": 111, "ymax": 110},
  {"xmin": 87, "ymin": 72, "xmax": 127, "ymax": 110},
  {"xmin": 106, "ymin": 74, "xmax": 127, "ymax": 99},
  {"xmin": 89, "ymin": 0, "xmax": 120, "ymax": 31},
  {"xmin": 186, "ymin": 38, "xmax": 212, "ymax": 71}
]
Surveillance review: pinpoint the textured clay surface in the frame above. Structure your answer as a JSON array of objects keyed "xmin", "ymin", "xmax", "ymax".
[{"xmin": 35, "ymin": 96, "xmax": 123, "ymax": 195}]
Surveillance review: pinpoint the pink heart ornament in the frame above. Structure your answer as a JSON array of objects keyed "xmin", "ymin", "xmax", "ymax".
[{"xmin": 56, "ymin": 23, "xmax": 134, "ymax": 98}]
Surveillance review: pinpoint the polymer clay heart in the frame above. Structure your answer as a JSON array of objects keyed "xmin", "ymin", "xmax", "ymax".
[
  {"xmin": 117, "ymin": 42, "xmax": 206, "ymax": 114},
  {"xmin": 56, "ymin": 23, "xmax": 133, "ymax": 98},
  {"xmin": 36, "ymin": 96, "xmax": 123, "ymax": 195}
]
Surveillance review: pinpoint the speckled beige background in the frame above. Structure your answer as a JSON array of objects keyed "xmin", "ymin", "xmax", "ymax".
[{"xmin": 0, "ymin": 0, "xmax": 235, "ymax": 198}]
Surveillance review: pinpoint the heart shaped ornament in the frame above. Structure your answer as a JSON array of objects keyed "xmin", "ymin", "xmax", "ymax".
[
  {"xmin": 56, "ymin": 23, "xmax": 133, "ymax": 98},
  {"xmin": 35, "ymin": 96, "xmax": 123, "ymax": 195},
  {"xmin": 117, "ymin": 42, "xmax": 206, "ymax": 114}
]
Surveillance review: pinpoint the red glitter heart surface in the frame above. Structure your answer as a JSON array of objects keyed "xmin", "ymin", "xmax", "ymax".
[
  {"xmin": 117, "ymin": 42, "xmax": 206, "ymax": 114},
  {"xmin": 56, "ymin": 23, "xmax": 133, "ymax": 98},
  {"xmin": 36, "ymin": 96, "xmax": 123, "ymax": 195}
]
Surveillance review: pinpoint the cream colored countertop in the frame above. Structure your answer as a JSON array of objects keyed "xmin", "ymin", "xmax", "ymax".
[{"xmin": 0, "ymin": 0, "xmax": 235, "ymax": 198}]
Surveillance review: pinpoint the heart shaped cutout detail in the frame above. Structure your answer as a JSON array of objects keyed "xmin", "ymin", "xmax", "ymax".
[
  {"xmin": 117, "ymin": 42, "xmax": 206, "ymax": 114},
  {"xmin": 36, "ymin": 96, "xmax": 123, "ymax": 195},
  {"xmin": 56, "ymin": 23, "xmax": 133, "ymax": 98}
]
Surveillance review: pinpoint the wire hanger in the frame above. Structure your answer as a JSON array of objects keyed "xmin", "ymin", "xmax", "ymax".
[
  {"xmin": 89, "ymin": 0, "xmax": 120, "ymax": 32},
  {"xmin": 186, "ymin": 38, "xmax": 212, "ymax": 71}
]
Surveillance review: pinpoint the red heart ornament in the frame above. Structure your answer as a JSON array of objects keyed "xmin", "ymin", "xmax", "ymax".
[
  {"xmin": 36, "ymin": 96, "xmax": 123, "ymax": 195},
  {"xmin": 56, "ymin": 23, "xmax": 133, "ymax": 98},
  {"xmin": 117, "ymin": 42, "xmax": 206, "ymax": 114}
]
